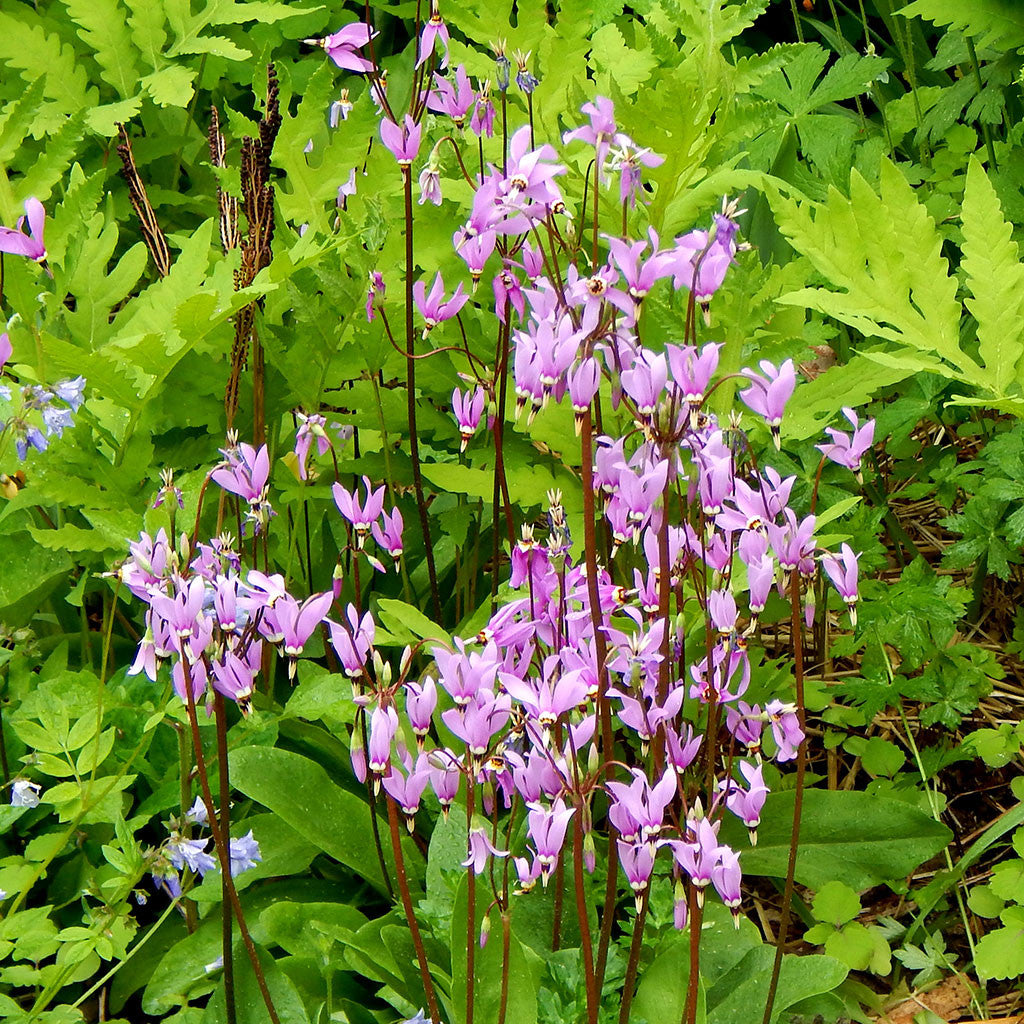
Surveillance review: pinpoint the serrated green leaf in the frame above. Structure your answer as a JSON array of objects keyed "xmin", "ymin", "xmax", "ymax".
[
  {"xmin": 123, "ymin": 0, "xmax": 167, "ymax": 68},
  {"xmin": 0, "ymin": 79, "xmax": 47, "ymax": 165},
  {"xmin": 901, "ymin": 0, "xmax": 1024, "ymax": 52},
  {"xmin": 141, "ymin": 66, "xmax": 197, "ymax": 107},
  {"xmin": 63, "ymin": 0, "xmax": 140, "ymax": 99},
  {"xmin": 0, "ymin": 13, "xmax": 95, "ymax": 118},
  {"xmin": 769, "ymin": 162, "xmax": 978, "ymax": 395},
  {"xmin": 961, "ymin": 157, "xmax": 1024, "ymax": 395},
  {"xmin": 12, "ymin": 113, "xmax": 86, "ymax": 205}
]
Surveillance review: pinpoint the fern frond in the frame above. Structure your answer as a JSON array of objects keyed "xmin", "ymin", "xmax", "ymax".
[
  {"xmin": 769, "ymin": 160, "xmax": 970, "ymax": 378},
  {"xmin": 0, "ymin": 12, "xmax": 95, "ymax": 115},
  {"xmin": 123, "ymin": 0, "xmax": 167, "ymax": 69},
  {"xmin": 901, "ymin": 0, "xmax": 1024, "ymax": 53},
  {"xmin": 961, "ymin": 157, "xmax": 1024, "ymax": 395},
  {"xmin": 62, "ymin": 0, "xmax": 141, "ymax": 99}
]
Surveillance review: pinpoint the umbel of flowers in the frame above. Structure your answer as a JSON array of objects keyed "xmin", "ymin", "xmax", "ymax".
[{"xmin": 111, "ymin": 10, "xmax": 873, "ymax": 1021}]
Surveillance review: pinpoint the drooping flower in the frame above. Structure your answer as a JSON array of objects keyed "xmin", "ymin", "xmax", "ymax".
[
  {"xmin": 380, "ymin": 114, "xmax": 422, "ymax": 167},
  {"xmin": 426, "ymin": 65, "xmax": 475, "ymax": 126},
  {"xmin": 462, "ymin": 826, "xmax": 509, "ymax": 874},
  {"xmin": 822, "ymin": 543, "xmax": 860, "ymax": 626},
  {"xmin": 413, "ymin": 271, "xmax": 469, "ymax": 335},
  {"xmin": 333, "ymin": 476, "xmax": 386, "ymax": 545},
  {"xmin": 11, "ymin": 779, "xmax": 41, "ymax": 807},
  {"xmin": 817, "ymin": 407, "xmax": 875, "ymax": 476},
  {"xmin": 562, "ymin": 96, "xmax": 617, "ymax": 178},
  {"xmin": 452, "ymin": 387, "xmax": 486, "ymax": 451},
  {"xmin": 229, "ymin": 831, "xmax": 262, "ymax": 877},
  {"xmin": 416, "ymin": 0, "xmax": 450, "ymax": 69}
]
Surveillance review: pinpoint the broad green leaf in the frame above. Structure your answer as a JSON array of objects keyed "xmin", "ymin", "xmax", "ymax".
[
  {"xmin": 123, "ymin": 0, "xmax": 167, "ymax": 68},
  {"xmin": 449, "ymin": 874, "xmax": 539, "ymax": 1024},
  {"xmin": 376, "ymin": 598, "xmax": 450, "ymax": 645},
  {"xmin": 722, "ymin": 789, "xmax": 951, "ymax": 889},
  {"xmin": 228, "ymin": 746, "xmax": 420, "ymax": 894},
  {"xmin": 706, "ymin": 946, "xmax": 847, "ymax": 1024},
  {"xmin": 259, "ymin": 901, "xmax": 367, "ymax": 961},
  {"xmin": 961, "ymin": 157, "xmax": 1024, "ymax": 396},
  {"xmin": 141, "ymin": 66, "xmax": 198, "ymax": 108}
]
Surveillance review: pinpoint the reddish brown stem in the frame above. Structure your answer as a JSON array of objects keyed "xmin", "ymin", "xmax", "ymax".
[
  {"xmin": 386, "ymin": 797, "xmax": 441, "ymax": 1024},
  {"xmin": 761, "ymin": 572, "xmax": 807, "ymax": 1024}
]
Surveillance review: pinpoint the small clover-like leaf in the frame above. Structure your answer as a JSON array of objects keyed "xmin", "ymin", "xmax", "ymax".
[{"xmin": 812, "ymin": 880, "xmax": 861, "ymax": 926}]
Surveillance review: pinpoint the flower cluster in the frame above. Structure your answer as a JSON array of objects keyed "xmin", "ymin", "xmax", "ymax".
[
  {"xmin": 149, "ymin": 797, "xmax": 262, "ymax": 901},
  {"xmin": 307, "ymin": 87, "xmax": 874, "ymax": 934},
  {"xmin": 0, "ymin": 331, "xmax": 86, "ymax": 461}
]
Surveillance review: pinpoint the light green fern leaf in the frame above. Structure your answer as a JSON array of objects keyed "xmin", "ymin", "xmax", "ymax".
[
  {"xmin": 123, "ymin": 0, "xmax": 167, "ymax": 69},
  {"xmin": 13, "ymin": 114, "xmax": 86, "ymax": 204},
  {"xmin": 961, "ymin": 157, "xmax": 1024, "ymax": 396},
  {"xmin": 0, "ymin": 79, "xmax": 47, "ymax": 165},
  {"xmin": 769, "ymin": 160, "xmax": 976, "ymax": 382},
  {"xmin": 0, "ymin": 12, "xmax": 95, "ymax": 115},
  {"xmin": 901, "ymin": 0, "xmax": 1024, "ymax": 52},
  {"xmin": 62, "ymin": 0, "xmax": 141, "ymax": 99}
]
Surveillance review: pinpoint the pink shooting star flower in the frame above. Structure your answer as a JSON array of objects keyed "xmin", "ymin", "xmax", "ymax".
[
  {"xmin": 608, "ymin": 136, "xmax": 664, "ymax": 208},
  {"xmin": 211, "ymin": 650, "xmax": 257, "ymax": 715},
  {"xmin": 463, "ymin": 826, "xmax": 509, "ymax": 875},
  {"xmin": 568, "ymin": 358, "xmax": 601, "ymax": 434},
  {"xmin": 720, "ymin": 760, "xmax": 769, "ymax": 840},
  {"xmin": 470, "ymin": 80, "xmax": 495, "ymax": 137},
  {"xmin": 405, "ymin": 677, "xmax": 437, "ymax": 742},
  {"xmin": 502, "ymin": 125, "xmax": 565, "ymax": 206},
  {"xmin": 822, "ymin": 542, "xmax": 860, "ymax": 626},
  {"xmin": 416, "ymin": 0, "xmax": 450, "ymax": 69},
  {"xmin": 294, "ymin": 412, "xmax": 331, "ymax": 481},
  {"xmin": 765, "ymin": 700, "xmax": 803, "ymax": 762},
  {"xmin": 618, "ymin": 839, "xmax": 656, "ymax": 909},
  {"xmin": 382, "ymin": 753, "xmax": 432, "ymax": 830},
  {"xmin": 527, "ymin": 799, "xmax": 576, "ymax": 883},
  {"xmin": 366, "ymin": 270, "xmax": 385, "ymax": 322},
  {"xmin": 275, "ymin": 590, "xmax": 334, "ymax": 659},
  {"xmin": 371, "ymin": 507, "xmax": 404, "ymax": 563},
  {"xmin": 426, "ymin": 65, "xmax": 475, "ymax": 126},
  {"xmin": 212, "ymin": 442, "xmax": 270, "ymax": 504},
  {"xmin": 319, "ymin": 22, "xmax": 378, "ymax": 74},
  {"xmin": 0, "ymin": 197, "xmax": 46, "ymax": 262},
  {"xmin": 668, "ymin": 208, "xmax": 741, "ymax": 316},
  {"xmin": 739, "ymin": 359, "xmax": 796, "ymax": 449},
  {"xmin": 327, "ymin": 605, "xmax": 375, "ymax": 677},
  {"xmin": 414, "ymin": 271, "xmax": 469, "ymax": 336},
  {"xmin": 452, "ymin": 387, "xmax": 486, "ymax": 452},
  {"xmin": 368, "ymin": 705, "xmax": 399, "ymax": 775},
  {"xmin": 380, "ymin": 114, "xmax": 422, "ymax": 167},
  {"xmin": 333, "ymin": 476, "xmax": 386, "ymax": 546},
  {"xmin": 712, "ymin": 848, "xmax": 743, "ymax": 918},
  {"xmin": 562, "ymin": 96, "xmax": 617, "ymax": 180},
  {"xmin": 667, "ymin": 342, "xmax": 721, "ymax": 406},
  {"xmin": 817, "ymin": 407, "xmax": 876, "ymax": 478},
  {"xmin": 455, "ymin": 228, "xmax": 497, "ymax": 283}
]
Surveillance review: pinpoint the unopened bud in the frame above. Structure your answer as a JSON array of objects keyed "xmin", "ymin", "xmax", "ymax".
[{"xmin": 479, "ymin": 913, "xmax": 491, "ymax": 948}]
